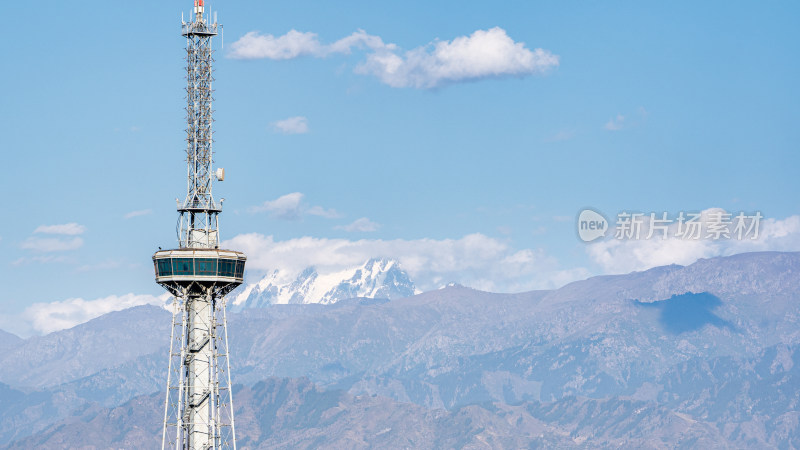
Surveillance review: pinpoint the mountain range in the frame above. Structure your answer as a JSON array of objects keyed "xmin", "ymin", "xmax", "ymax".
[{"xmin": 1, "ymin": 251, "xmax": 799, "ymax": 448}]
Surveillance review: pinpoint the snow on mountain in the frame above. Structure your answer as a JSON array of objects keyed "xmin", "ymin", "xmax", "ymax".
[{"xmin": 233, "ymin": 258, "xmax": 417, "ymax": 308}]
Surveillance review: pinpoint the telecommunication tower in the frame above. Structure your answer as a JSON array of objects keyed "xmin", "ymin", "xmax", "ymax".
[{"xmin": 153, "ymin": 1, "xmax": 246, "ymax": 448}]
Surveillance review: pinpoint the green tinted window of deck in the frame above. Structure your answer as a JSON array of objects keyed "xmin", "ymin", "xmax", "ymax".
[
  {"xmin": 156, "ymin": 259, "xmax": 172, "ymax": 276},
  {"xmin": 219, "ymin": 259, "xmax": 235, "ymax": 277},
  {"xmin": 235, "ymin": 261, "xmax": 245, "ymax": 278},
  {"xmin": 195, "ymin": 258, "xmax": 217, "ymax": 276},
  {"xmin": 172, "ymin": 258, "xmax": 194, "ymax": 275}
]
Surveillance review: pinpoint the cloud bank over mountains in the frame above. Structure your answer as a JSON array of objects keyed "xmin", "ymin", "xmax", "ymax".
[
  {"xmin": 588, "ymin": 209, "xmax": 800, "ymax": 274},
  {"xmin": 224, "ymin": 232, "xmax": 587, "ymax": 294},
  {"xmin": 0, "ymin": 293, "xmax": 168, "ymax": 337},
  {"xmin": 6, "ymin": 209, "xmax": 800, "ymax": 337},
  {"xmin": 227, "ymin": 208, "xmax": 800, "ymax": 296},
  {"xmin": 229, "ymin": 27, "xmax": 559, "ymax": 89}
]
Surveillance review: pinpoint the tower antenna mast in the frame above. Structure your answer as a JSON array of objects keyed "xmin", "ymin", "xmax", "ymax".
[{"xmin": 154, "ymin": 1, "xmax": 244, "ymax": 448}]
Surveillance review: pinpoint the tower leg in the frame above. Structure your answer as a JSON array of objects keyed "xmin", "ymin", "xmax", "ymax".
[
  {"xmin": 218, "ymin": 300, "xmax": 237, "ymax": 449},
  {"xmin": 162, "ymin": 298, "xmax": 179, "ymax": 450}
]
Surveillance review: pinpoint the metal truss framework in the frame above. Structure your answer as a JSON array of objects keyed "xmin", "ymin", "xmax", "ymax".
[{"xmin": 178, "ymin": 2, "xmax": 220, "ymax": 250}]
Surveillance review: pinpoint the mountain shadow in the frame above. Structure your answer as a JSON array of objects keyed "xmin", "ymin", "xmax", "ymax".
[{"xmin": 634, "ymin": 292, "xmax": 735, "ymax": 334}]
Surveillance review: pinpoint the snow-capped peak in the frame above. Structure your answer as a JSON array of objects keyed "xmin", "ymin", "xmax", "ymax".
[{"xmin": 233, "ymin": 258, "xmax": 416, "ymax": 308}]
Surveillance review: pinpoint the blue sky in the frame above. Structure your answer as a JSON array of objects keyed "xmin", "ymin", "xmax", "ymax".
[{"xmin": 2, "ymin": 1, "xmax": 799, "ymax": 335}]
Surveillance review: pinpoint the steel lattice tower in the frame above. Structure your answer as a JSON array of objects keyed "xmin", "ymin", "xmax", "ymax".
[{"xmin": 153, "ymin": 1, "xmax": 245, "ymax": 449}]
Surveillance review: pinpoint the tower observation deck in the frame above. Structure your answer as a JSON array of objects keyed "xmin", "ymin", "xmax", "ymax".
[{"xmin": 153, "ymin": 1, "xmax": 244, "ymax": 449}]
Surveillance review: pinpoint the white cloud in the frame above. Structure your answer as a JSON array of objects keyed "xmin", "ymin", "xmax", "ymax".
[
  {"xmin": 337, "ymin": 217, "xmax": 380, "ymax": 232},
  {"xmin": 604, "ymin": 108, "xmax": 648, "ymax": 131},
  {"xmin": 604, "ymin": 114, "xmax": 625, "ymax": 131},
  {"xmin": 229, "ymin": 30, "xmax": 322, "ymax": 60},
  {"xmin": 249, "ymin": 192, "xmax": 342, "ymax": 221},
  {"xmin": 308, "ymin": 205, "xmax": 343, "ymax": 219},
  {"xmin": 229, "ymin": 29, "xmax": 392, "ymax": 60},
  {"xmin": 124, "ymin": 209, "xmax": 153, "ymax": 219},
  {"xmin": 249, "ymin": 192, "xmax": 305, "ymax": 219},
  {"xmin": 19, "ymin": 293, "xmax": 169, "ymax": 335},
  {"xmin": 327, "ymin": 29, "xmax": 395, "ymax": 54},
  {"xmin": 21, "ymin": 237, "xmax": 84, "ymax": 252},
  {"xmin": 586, "ymin": 209, "xmax": 800, "ymax": 274},
  {"xmin": 223, "ymin": 232, "xmax": 588, "ymax": 293},
  {"xmin": 546, "ymin": 130, "xmax": 575, "ymax": 142},
  {"xmin": 34, "ymin": 223, "xmax": 86, "ymax": 235},
  {"xmin": 271, "ymin": 116, "xmax": 310, "ymax": 134},
  {"xmin": 12, "ymin": 255, "xmax": 74, "ymax": 266},
  {"xmin": 357, "ymin": 27, "xmax": 559, "ymax": 89},
  {"xmin": 19, "ymin": 223, "xmax": 86, "ymax": 253},
  {"xmin": 229, "ymin": 27, "xmax": 558, "ymax": 89}
]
